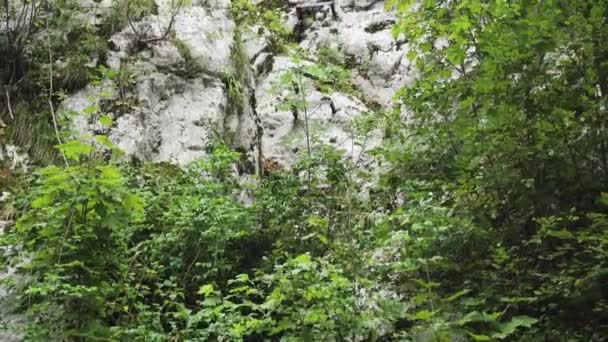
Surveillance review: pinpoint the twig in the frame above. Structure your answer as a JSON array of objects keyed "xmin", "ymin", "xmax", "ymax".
[
  {"xmin": 46, "ymin": 18, "xmax": 69, "ymax": 168},
  {"xmin": 126, "ymin": 1, "xmax": 144, "ymax": 41},
  {"xmin": 3, "ymin": 0, "xmax": 10, "ymax": 38},
  {"xmin": 295, "ymin": 64, "xmax": 312, "ymax": 192},
  {"xmin": 5, "ymin": 89, "xmax": 14, "ymax": 119},
  {"xmin": 126, "ymin": 0, "xmax": 183, "ymax": 44}
]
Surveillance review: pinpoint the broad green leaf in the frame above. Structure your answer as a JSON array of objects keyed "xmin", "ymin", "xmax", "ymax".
[
  {"xmin": 458, "ymin": 311, "xmax": 497, "ymax": 326},
  {"xmin": 57, "ymin": 140, "xmax": 94, "ymax": 160},
  {"xmin": 198, "ymin": 284, "xmax": 215, "ymax": 297},
  {"xmin": 448, "ymin": 288, "xmax": 472, "ymax": 301},
  {"xmin": 123, "ymin": 193, "xmax": 144, "ymax": 213},
  {"xmin": 95, "ymin": 135, "xmax": 113, "ymax": 148},
  {"xmin": 98, "ymin": 115, "xmax": 113, "ymax": 127},
  {"xmin": 493, "ymin": 316, "xmax": 538, "ymax": 339},
  {"xmin": 544, "ymin": 229, "xmax": 575, "ymax": 240},
  {"xmin": 412, "ymin": 309, "xmax": 434, "ymax": 321},
  {"xmin": 83, "ymin": 105, "xmax": 100, "ymax": 115},
  {"xmin": 467, "ymin": 331, "xmax": 492, "ymax": 341}
]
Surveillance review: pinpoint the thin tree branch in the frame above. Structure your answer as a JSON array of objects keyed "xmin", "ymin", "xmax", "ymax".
[
  {"xmin": 5, "ymin": 89, "xmax": 14, "ymax": 119},
  {"xmin": 126, "ymin": 0, "xmax": 183, "ymax": 44},
  {"xmin": 3, "ymin": 0, "xmax": 10, "ymax": 39},
  {"xmin": 295, "ymin": 64, "xmax": 312, "ymax": 192},
  {"xmin": 14, "ymin": 1, "xmax": 28, "ymax": 37},
  {"xmin": 126, "ymin": 0, "xmax": 144, "ymax": 42},
  {"xmin": 46, "ymin": 18, "xmax": 69, "ymax": 168},
  {"xmin": 26, "ymin": 0, "xmax": 38, "ymax": 38}
]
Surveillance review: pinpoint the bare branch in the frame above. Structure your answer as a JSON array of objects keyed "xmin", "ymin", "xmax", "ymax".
[
  {"xmin": 14, "ymin": 1, "xmax": 29, "ymax": 38},
  {"xmin": 126, "ymin": 0, "xmax": 145, "ymax": 42},
  {"xmin": 126, "ymin": 0, "xmax": 183, "ymax": 44},
  {"xmin": 46, "ymin": 17, "xmax": 69, "ymax": 168},
  {"xmin": 5, "ymin": 89, "xmax": 14, "ymax": 120},
  {"xmin": 3, "ymin": 0, "xmax": 10, "ymax": 39},
  {"xmin": 25, "ymin": 0, "xmax": 39, "ymax": 38}
]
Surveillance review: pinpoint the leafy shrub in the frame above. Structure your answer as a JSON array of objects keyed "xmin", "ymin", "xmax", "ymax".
[{"xmin": 1, "ymin": 140, "xmax": 142, "ymax": 340}]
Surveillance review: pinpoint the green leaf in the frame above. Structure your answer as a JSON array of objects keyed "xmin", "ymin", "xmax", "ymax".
[
  {"xmin": 95, "ymin": 135, "xmax": 114, "ymax": 148},
  {"xmin": 599, "ymin": 193, "xmax": 608, "ymax": 206},
  {"xmin": 98, "ymin": 115, "xmax": 113, "ymax": 127},
  {"xmin": 233, "ymin": 273, "xmax": 250, "ymax": 283},
  {"xmin": 31, "ymin": 195, "xmax": 53, "ymax": 208},
  {"xmin": 448, "ymin": 288, "xmax": 471, "ymax": 301},
  {"xmin": 303, "ymin": 309, "xmax": 327, "ymax": 324},
  {"xmin": 99, "ymin": 91, "xmax": 114, "ymax": 99},
  {"xmin": 98, "ymin": 165, "xmax": 123, "ymax": 186},
  {"xmin": 492, "ymin": 316, "xmax": 538, "ymax": 339},
  {"xmin": 544, "ymin": 229, "xmax": 575, "ymax": 240},
  {"xmin": 467, "ymin": 331, "xmax": 492, "ymax": 341},
  {"xmin": 198, "ymin": 284, "xmax": 215, "ymax": 297},
  {"xmin": 458, "ymin": 311, "xmax": 497, "ymax": 326},
  {"xmin": 57, "ymin": 140, "xmax": 94, "ymax": 160},
  {"xmin": 83, "ymin": 105, "xmax": 100, "ymax": 115},
  {"xmin": 271, "ymin": 318, "xmax": 295, "ymax": 335},
  {"xmin": 293, "ymin": 253, "xmax": 312, "ymax": 265},
  {"xmin": 414, "ymin": 293, "xmax": 429, "ymax": 305},
  {"xmin": 123, "ymin": 193, "xmax": 144, "ymax": 213},
  {"xmin": 411, "ymin": 309, "xmax": 434, "ymax": 321},
  {"xmin": 499, "ymin": 296, "xmax": 537, "ymax": 304}
]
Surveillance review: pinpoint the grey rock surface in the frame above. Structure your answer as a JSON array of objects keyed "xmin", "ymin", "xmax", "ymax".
[
  {"xmin": 255, "ymin": 56, "xmax": 380, "ymax": 168},
  {"xmin": 0, "ymin": 145, "xmax": 28, "ymax": 172},
  {"xmin": 62, "ymin": 0, "xmax": 409, "ymax": 167},
  {"xmin": 299, "ymin": 0, "xmax": 415, "ymax": 108}
]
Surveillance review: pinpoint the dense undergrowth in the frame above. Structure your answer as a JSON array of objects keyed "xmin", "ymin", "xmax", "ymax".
[{"xmin": 1, "ymin": 0, "xmax": 608, "ymax": 341}]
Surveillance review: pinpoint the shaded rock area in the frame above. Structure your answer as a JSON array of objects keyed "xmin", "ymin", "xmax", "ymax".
[{"xmin": 0, "ymin": 145, "xmax": 28, "ymax": 171}]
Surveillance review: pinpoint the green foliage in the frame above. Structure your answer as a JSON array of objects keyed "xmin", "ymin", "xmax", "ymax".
[
  {"xmin": 195, "ymin": 253, "xmax": 396, "ymax": 341},
  {"xmin": 223, "ymin": 71, "xmax": 244, "ymax": 113},
  {"xmin": 222, "ymin": 27, "xmax": 247, "ymax": 119},
  {"xmin": 318, "ymin": 45, "xmax": 346, "ymax": 66},
  {"xmin": 56, "ymin": 55, "xmax": 93, "ymax": 92},
  {"xmin": 92, "ymin": 143, "xmax": 260, "ymax": 340},
  {"xmin": 377, "ymin": 0, "xmax": 608, "ymax": 339},
  {"xmin": 1, "ymin": 144, "xmax": 140, "ymax": 340},
  {"xmin": 2, "ymin": 0, "xmax": 608, "ymax": 341},
  {"xmin": 305, "ymin": 63, "xmax": 352, "ymax": 93}
]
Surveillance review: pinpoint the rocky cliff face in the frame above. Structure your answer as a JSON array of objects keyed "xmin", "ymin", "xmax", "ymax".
[{"xmin": 62, "ymin": 0, "xmax": 413, "ymax": 172}]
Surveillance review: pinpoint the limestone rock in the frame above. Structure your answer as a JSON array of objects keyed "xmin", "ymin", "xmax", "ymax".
[
  {"xmin": 154, "ymin": 78, "xmax": 227, "ymax": 164},
  {"xmin": 255, "ymin": 56, "xmax": 380, "ymax": 168},
  {"xmin": 173, "ymin": 6, "xmax": 235, "ymax": 76},
  {"xmin": 0, "ymin": 145, "xmax": 29, "ymax": 171},
  {"xmin": 298, "ymin": 0, "xmax": 414, "ymax": 109},
  {"xmin": 63, "ymin": 1, "xmax": 253, "ymax": 165},
  {"xmin": 63, "ymin": 0, "xmax": 406, "ymax": 168}
]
